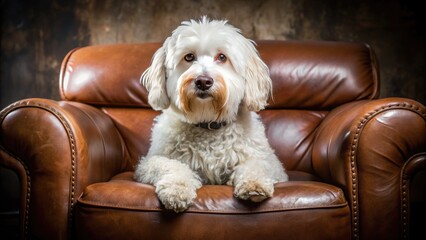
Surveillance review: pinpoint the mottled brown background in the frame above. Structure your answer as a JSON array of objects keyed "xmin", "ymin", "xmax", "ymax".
[
  {"xmin": 1, "ymin": 0, "xmax": 425, "ymax": 109},
  {"xmin": 0, "ymin": 0, "xmax": 425, "ymax": 236}
]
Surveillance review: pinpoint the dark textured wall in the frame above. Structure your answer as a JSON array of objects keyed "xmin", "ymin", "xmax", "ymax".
[{"xmin": 1, "ymin": 0, "xmax": 425, "ymax": 108}]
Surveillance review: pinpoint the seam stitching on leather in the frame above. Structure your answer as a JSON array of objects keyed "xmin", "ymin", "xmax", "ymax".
[
  {"xmin": 399, "ymin": 153, "xmax": 425, "ymax": 240},
  {"xmin": 2, "ymin": 100, "xmax": 77, "ymax": 238},
  {"xmin": 23, "ymin": 161, "xmax": 30, "ymax": 239},
  {"xmin": 14, "ymin": 157, "xmax": 31, "ymax": 239},
  {"xmin": 40, "ymin": 102, "xmax": 78, "ymax": 233},
  {"xmin": 401, "ymin": 173, "xmax": 409, "ymax": 240},
  {"xmin": 1, "ymin": 102, "xmax": 32, "ymax": 239},
  {"xmin": 351, "ymin": 102, "xmax": 425, "ymax": 239},
  {"xmin": 77, "ymin": 199, "xmax": 348, "ymax": 213}
]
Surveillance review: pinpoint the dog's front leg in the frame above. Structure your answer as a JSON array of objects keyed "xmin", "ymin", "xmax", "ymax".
[
  {"xmin": 230, "ymin": 158, "xmax": 286, "ymax": 203},
  {"xmin": 134, "ymin": 156, "xmax": 202, "ymax": 212}
]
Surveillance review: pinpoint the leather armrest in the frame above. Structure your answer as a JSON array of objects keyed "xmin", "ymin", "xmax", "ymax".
[
  {"xmin": 312, "ymin": 97, "xmax": 426, "ymax": 239},
  {"xmin": 0, "ymin": 98, "xmax": 126, "ymax": 239}
]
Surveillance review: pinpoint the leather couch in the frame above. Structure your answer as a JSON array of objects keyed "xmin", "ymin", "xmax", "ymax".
[{"xmin": 0, "ymin": 40, "xmax": 425, "ymax": 240}]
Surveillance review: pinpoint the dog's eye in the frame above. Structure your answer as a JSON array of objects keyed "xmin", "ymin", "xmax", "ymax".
[
  {"xmin": 184, "ymin": 53, "xmax": 195, "ymax": 62},
  {"xmin": 216, "ymin": 53, "xmax": 227, "ymax": 63}
]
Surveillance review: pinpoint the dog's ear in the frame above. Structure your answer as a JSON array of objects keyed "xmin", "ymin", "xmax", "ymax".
[
  {"xmin": 141, "ymin": 44, "xmax": 170, "ymax": 110},
  {"xmin": 242, "ymin": 43, "xmax": 272, "ymax": 112}
]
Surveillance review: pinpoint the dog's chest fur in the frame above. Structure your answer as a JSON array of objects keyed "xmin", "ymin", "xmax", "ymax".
[
  {"xmin": 148, "ymin": 110, "xmax": 272, "ymax": 185},
  {"xmin": 167, "ymin": 123, "xmax": 249, "ymax": 184},
  {"xmin": 150, "ymin": 113, "xmax": 260, "ymax": 185}
]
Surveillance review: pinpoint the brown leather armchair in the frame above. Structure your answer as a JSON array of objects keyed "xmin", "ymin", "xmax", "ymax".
[{"xmin": 1, "ymin": 41, "xmax": 425, "ymax": 240}]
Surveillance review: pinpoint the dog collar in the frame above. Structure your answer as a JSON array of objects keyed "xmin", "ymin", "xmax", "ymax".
[{"xmin": 195, "ymin": 121, "xmax": 227, "ymax": 130}]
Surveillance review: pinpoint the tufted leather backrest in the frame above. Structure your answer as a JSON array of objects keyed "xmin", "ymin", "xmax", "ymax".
[
  {"xmin": 59, "ymin": 41, "xmax": 380, "ymax": 172},
  {"xmin": 60, "ymin": 40, "xmax": 379, "ymax": 109}
]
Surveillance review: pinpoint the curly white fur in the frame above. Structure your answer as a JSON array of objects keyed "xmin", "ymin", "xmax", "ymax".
[{"xmin": 134, "ymin": 16, "xmax": 288, "ymax": 212}]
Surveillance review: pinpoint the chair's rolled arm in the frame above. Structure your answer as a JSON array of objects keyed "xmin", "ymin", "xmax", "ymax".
[
  {"xmin": 312, "ymin": 97, "xmax": 426, "ymax": 239},
  {"xmin": 0, "ymin": 98, "xmax": 126, "ymax": 239}
]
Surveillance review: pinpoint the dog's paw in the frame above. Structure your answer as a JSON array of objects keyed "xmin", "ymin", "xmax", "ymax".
[
  {"xmin": 156, "ymin": 181, "xmax": 198, "ymax": 213},
  {"xmin": 234, "ymin": 180, "xmax": 274, "ymax": 203}
]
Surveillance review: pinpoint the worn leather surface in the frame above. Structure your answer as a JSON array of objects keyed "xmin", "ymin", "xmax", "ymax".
[
  {"xmin": 1, "ymin": 41, "xmax": 425, "ymax": 239},
  {"xmin": 75, "ymin": 172, "xmax": 350, "ymax": 240}
]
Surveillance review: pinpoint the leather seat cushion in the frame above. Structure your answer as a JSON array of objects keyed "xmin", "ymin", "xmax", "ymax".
[{"xmin": 74, "ymin": 171, "xmax": 351, "ymax": 239}]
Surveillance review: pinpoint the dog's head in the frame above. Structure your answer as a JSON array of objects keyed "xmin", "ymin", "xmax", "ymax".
[{"xmin": 141, "ymin": 16, "xmax": 272, "ymax": 124}]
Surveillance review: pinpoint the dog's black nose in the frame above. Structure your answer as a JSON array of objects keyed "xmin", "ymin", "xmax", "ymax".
[{"xmin": 195, "ymin": 76, "xmax": 214, "ymax": 91}]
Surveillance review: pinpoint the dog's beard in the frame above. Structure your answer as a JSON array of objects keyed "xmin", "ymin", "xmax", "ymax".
[{"xmin": 179, "ymin": 74, "xmax": 228, "ymax": 122}]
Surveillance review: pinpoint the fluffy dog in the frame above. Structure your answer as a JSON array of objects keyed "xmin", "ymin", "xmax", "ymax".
[{"xmin": 134, "ymin": 17, "xmax": 288, "ymax": 212}]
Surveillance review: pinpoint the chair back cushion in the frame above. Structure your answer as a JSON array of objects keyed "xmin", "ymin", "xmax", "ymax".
[{"xmin": 60, "ymin": 40, "xmax": 379, "ymax": 109}]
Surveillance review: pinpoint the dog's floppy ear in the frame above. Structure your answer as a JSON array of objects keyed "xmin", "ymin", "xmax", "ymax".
[
  {"xmin": 141, "ymin": 44, "xmax": 170, "ymax": 110},
  {"xmin": 242, "ymin": 41, "xmax": 272, "ymax": 112}
]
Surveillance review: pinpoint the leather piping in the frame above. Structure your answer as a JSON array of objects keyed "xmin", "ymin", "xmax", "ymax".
[
  {"xmin": 0, "ymin": 100, "xmax": 78, "ymax": 239},
  {"xmin": 350, "ymin": 102, "xmax": 426, "ymax": 239}
]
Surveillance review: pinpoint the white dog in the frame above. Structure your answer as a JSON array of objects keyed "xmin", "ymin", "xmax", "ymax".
[{"xmin": 134, "ymin": 17, "xmax": 288, "ymax": 212}]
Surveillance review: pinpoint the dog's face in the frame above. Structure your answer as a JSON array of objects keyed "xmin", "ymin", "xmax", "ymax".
[{"xmin": 142, "ymin": 17, "xmax": 272, "ymax": 124}]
